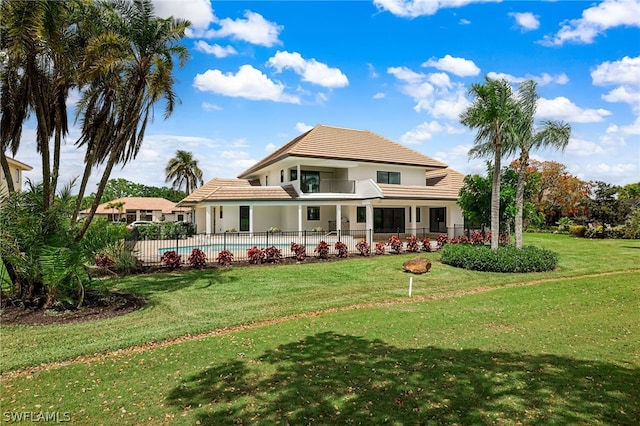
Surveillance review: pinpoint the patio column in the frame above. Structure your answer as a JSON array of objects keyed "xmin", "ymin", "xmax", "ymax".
[
  {"xmin": 410, "ymin": 205, "xmax": 416, "ymax": 233},
  {"xmin": 205, "ymin": 206, "xmax": 212, "ymax": 234},
  {"xmin": 249, "ymin": 204, "xmax": 254, "ymax": 236},
  {"xmin": 298, "ymin": 204, "xmax": 303, "ymax": 237},
  {"xmin": 365, "ymin": 202, "xmax": 373, "ymax": 239},
  {"xmin": 336, "ymin": 204, "xmax": 342, "ymax": 232}
]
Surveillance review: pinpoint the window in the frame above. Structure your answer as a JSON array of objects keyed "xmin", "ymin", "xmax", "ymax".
[
  {"xmin": 290, "ymin": 169, "xmax": 298, "ymax": 181},
  {"xmin": 409, "ymin": 207, "xmax": 421, "ymax": 223},
  {"xmin": 357, "ymin": 207, "xmax": 366, "ymax": 223},
  {"xmin": 307, "ymin": 206, "xmax": 320, "ymax": 221},
  {"xmin": 141, "ymin": 210, "xmax": 153, "ymax": 221},
  {"xmin": 265, "ymin": 176, "xmax": 269, "ymax": 186},
  {"xmin": 301, "ymin": 171, "xmax": 320, "ymax": 193},
  {"xmin": 280, "ymin": 170, "xmax": 284, "ymax": 183},
  {"xmin": 240, "ymin": 206, "xmax": 250, "ymax": 231},
  {"xmin": 376, "ymin": 171, "xmax": 401, "ymax": 184},
  {"xmin": 220, "ymin": 206, "xmax": 223, "ymax": 219},
  {"xmin": 177, "ymin": 214, "xmax": 184, "ymax": 221}
]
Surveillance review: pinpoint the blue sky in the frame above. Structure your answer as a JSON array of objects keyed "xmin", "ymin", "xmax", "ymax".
[{"xmin": 16, "ymin": 0, "xmax": 640, "ymax": 190}]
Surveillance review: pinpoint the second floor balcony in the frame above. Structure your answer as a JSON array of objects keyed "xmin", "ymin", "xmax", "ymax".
[{"xmin": 300, "ymin": 179, "xmax": 355, "ymax": 194}]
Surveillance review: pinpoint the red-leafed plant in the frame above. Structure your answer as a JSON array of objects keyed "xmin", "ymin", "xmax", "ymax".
[
  {"xmin": 355, "ymin": 240, "xmax": 370, "ymax": 256},
  {"xmin": 405, "ymin": 235, "xmax": 419, "ymax": 252},
  {"xmin": 421, "ymin": 238, "xmax": 432, "ymax": 252},
  {"xmin": 470, "ymin": 230, "xmax": 485, "ymax": 245},
  {"xmin": 458, "ymin": 235, "xmax": 470, "ymax": 244},
  {"xmin": 247, "ymin": 246, "xmax": 266, "ymax": 264},
  {"xmin": 216, "ymin": 249, "xmax": 234, "ymax": 266},
  {"xmin": 314, "ymin": 240, "xmax": 330, "ymax": 259},
  {"xmin": 388, "ymin": 235, "xmax": 403, "ymax": 254},
  {"xmin": 160, "ymin": 250, "xmax": 182, "ymax": 269},
  {"xmin": 188, "ymin": 248, "xmax": 207, "ymax": 268},
  {"xmin": 374, "ymin": 241, "xmax": 386, "ymax": 255},
  {"xmin": 436, "ymin": 233, "xmax": 448, "ymax": 249},
  {"xmin": 264, "ymin": 246, "xmax": 282, "ymax": 263},
  {"xmin": 499, "ymin": 233, "xmax": 511, "ymax": 246},
  {"xmin": 95, "ymin": 253, "xmax": 115, "ymax": 267},
  {"xmin": 290, "ymin": 242, "xmax": 306, "ymax": 261},
  {"xmin": 335, "ymin": 241, "xmax": 349, "ymax": 258}
]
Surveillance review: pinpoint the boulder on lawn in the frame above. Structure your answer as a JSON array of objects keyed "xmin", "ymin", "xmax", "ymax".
[{"xmin": 402, "ymin": 257, "xmax": 432, "ymax": 274}]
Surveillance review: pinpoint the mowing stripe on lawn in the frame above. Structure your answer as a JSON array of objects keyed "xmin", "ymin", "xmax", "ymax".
[{"xmin": 3, "ymin": 269, "xmax": 638, "ymax": 380}]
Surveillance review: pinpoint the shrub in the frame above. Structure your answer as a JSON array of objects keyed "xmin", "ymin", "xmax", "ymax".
[
  {"xmin": 374, "ymin": 241, "xmax": 386, "ymax": 255},
  {"xmin": 314, "ymin": 240, "xmax": 330, "ymax": 259},
  {"xmin": 499, "ymin": 233, "xmax": 511, "ymax": 246},
  {"xmin": 95, "ymin": 253, "xmax": 115, "ymax": 267},
  {"xmin": 557, "ymin": 217, "xmax": 573, "ymax": 233},
  {"xmin": 436, "ymin": 233, "xmax": 448, "ymax": 249},
  {"xmin": 624, "ymin": 209, "xmax": 640, "ymax": 239},
  {"xmin": 264, "ymin": 246, "xmax": 282, "ymax": 263},
  {"xmin": 247, "ymin": 246, "xmax": 266, "ymax": 264},
  {"xmin": 225, "ymin": 228, "xmax": 237, "ymax": 233},
  {"xmin": 388, "ymin": 235, "xmax": 403, "ymax": 254},
  {"xmin": 405, "ymin": 235, "xmax": 419, "ymax": 252},
  {"xmin": 569, "ymin": 225, "xmax": 587, "ymax": 237},
  {"xmin": 355, "ymin": 240, "xmax": 370, "ymax": 256},
  {"xmin": 470, "ymin": 230, "xmax": 485, "ymax": 245},
  {"xmin": 160, "ymin": 250, "xmax": 182, "ymax": 270},
  {"xmin": 335, "ymin": 241, "xmax": 349, "ymax": 258},
  {"xmin": 458, "ymin": 235, "xmax": 470, "ymax": 244},
  {"xmin": 450, "ymin": 236, "xmax": 460, "ymax": 244},
  {"xmin": 216, "ymin": 250, "xmax": 234, "ymax": 266},
  {"xmin": 441, "ymin": 244, "xmax": 558, "ymax": 273},
  {"xmin": 188, "ymin": 248, "xmax": 207, "ymax": 268},
  {"xmin": 311, "ymin": 227, "xmax": 325, "ymax": 232},
  {"xmin": 290, "ymin": 242, "xmax": 306, "ymax": 261},
  {"xmin": 421, "ymin": 237, "xmax": 432, "ymax": 252},
  {"xmin": 267, "ymin": 227, "xmax": 281, "ymax": 233}
]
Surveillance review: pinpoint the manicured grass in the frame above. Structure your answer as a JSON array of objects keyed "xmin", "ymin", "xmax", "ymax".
[
  {"xmin": 1, "ymin": 233, "xmax": 639, "ymax": 372},
  {"xmin": 1, "ymin": 274, "xmax": 638, "ymax": 424}
]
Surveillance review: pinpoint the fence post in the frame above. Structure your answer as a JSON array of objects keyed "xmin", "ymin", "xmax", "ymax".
[
  {"xmin": 224, "ymin": 231, "xmax": 227, "ymax": 251},
  {"xmin": 266, "ymin": 231, "xmax": 269, "ymax": 248}
]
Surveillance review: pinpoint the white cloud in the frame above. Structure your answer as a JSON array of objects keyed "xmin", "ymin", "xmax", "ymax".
[
  {"xmin": 565, "ymin": 138, "xmax": 606, "ymax": 156},
  {"xmin": 509, "ymin": 12, "xmax": 540, "ymax": 31},
  {"xmin": 202, "ymin": 102, "xmax": 222, "ymax": 112},
  {"xmin": 387, "ymin": 66, "xmax": 425, "ymax": 84},
  {"xmin": 400, "ymin": 121, "xmax": 444, "ymax": 144},
  {"xmin": 374, "ymin": 0, "xmax": 499, "ymax": 18},
  {"xmin": 459, "ymin": 18, "xmax": 471, "ymax": 25},
  {"xmin": 373, "ymin": 92, "xmax": 386, "ymax": 99},
  {"xmin": 221, "ymin": 150, "xmax": 249, "ymax": 159},
  {"xmin": 583, "ymin": 162, "xmax": 638, "ymax": 181},
  {"xmin": 591, "ymin": 56, "xmax": 640, "ymax": 86},
  {"xmin": 368, "ymin": 63, "xmax": 379, "ymax": 78},
  {"xmin": 486, "ymin": 71, "xmax": 569, "ymax": 86},
  {"xmin": 540, "ymin": 0, "xmax": 640, "ymax": 46},
  {"xmin": 152, "ymin": 0, "xmax": 216, "ymax": 38},
  {"xmin": 193, "ymin": 65, "xmax": 300, "ymax": 103},
  {"xmin": 295, "ymin": 122, "xmax": 314, "ymax": 133},
  {"xmin": 427, "ymin": 72, "xmax": 452, "ymax": 88},
  {"xmin": 194, "ymin": 41, "xmax": 237, "ymax": 58},
  {"xmin": 267, "ymin": 51, "xmax": 348, "ymax": 88},
  {"xmin": 434, "ymin": 144, "xmax": 474, "ymax": 163},
  {"xmin": 536, "ymin": 97, "xmax": 611, "ymax": 123},
  {"xmin": 264, "ymin": 143, "xmax": 278, "ymax": 152},
  {"xmin": 422, "ymin": 55, "xmax": 480, "ymax": 77},
  {"xmin": 212, "ymin": 11, "xmax": 283, "ymax": 47}
]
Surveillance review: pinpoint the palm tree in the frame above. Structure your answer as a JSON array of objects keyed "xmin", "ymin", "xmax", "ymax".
[
  {"xmin": 460, "ymin": 77, "xmax": 518, "ymax": 250},
  {"xmin": 511, "ymin": 80, "xmax": 571, "ymax": 248},
  {"xmin": 72, "ymin": 0, "xmax": 190, "ymax": 240},
  {"xmin": 165, "ymin": 150, "xmax": 204, "ymax": 195}
]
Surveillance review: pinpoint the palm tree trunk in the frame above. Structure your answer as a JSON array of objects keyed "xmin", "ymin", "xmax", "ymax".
[
  {"xmin": 0, "ymin": 151, "xmax": 16, "ymax": 193},
  {"xmin": 491, "ymin": 143, "xmax": 501, "ymax": 250},
  {"xmin": 514, "ymin": 152, "xmax": 529, "ymax": 249}
]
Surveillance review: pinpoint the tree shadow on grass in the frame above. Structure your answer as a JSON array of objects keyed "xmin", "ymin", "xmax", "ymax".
[
  {"xmin": 117, "ymin": 268, "xmax": 238, "ymax": 296},
  {"xmin": 167, "ymin": 332, "xmax": 639, "ymax": 425}
]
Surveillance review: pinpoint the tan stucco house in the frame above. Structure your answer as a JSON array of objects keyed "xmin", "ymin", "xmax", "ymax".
[
  {"xmin": 179, "ymin": 124, "xmax": 465, "ymax": 238},
  {"xmin": 1, "ymin": 157, "xmax": 32, "ymax": 194},
  {"xmin": 81, "ymin": 197, "xmax": 192, "ymax": 224}
]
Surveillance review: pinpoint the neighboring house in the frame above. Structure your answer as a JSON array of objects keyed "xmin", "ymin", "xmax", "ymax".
[
  {"xmin": 1, "ymin": 157, "xmax": 33, "ymax": 194},
  {"xmin": 80, "ymin": 197, "xmax": 192, "ymax": 224},
  {"xmin": 179, "ymin": 124, "xmax": 465, "ymax": 238}
]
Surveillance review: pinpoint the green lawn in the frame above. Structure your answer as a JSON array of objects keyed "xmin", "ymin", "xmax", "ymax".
[{"xmin": 1, "ymin": 234, "xmax": 639, "ymax": 424}]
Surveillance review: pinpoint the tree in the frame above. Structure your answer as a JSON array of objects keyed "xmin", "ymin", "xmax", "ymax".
[
  {"xmin": 588, "ymin": 181, "xmax": 631, "ymax": 228},
  {"xmin": 165, "ymin": 150, "xmax": 204, "ymax": 195},
  {"xmin": 106, "ymin": 201, "xmax": 126, "ymax": 222},
  {"xmin": 460, "ymin": 77, "xmax": 517, "ymax": 250},
  {"xmin": 510, "ymin": 80, "xmax": 571, "ymax": 248}
]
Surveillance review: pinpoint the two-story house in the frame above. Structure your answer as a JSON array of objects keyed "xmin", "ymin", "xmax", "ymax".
[
  {"xmin": 1, "ymin": 157, "xmax": 32, "ymax": 194},
  {"xmin": 179, "ymin": 124, "xmax": 465, "ymax": 238}
]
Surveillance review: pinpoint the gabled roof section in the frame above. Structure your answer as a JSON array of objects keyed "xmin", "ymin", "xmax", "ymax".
[
  {"xmin": 178, "ymin": 178, "xmax": 252, "ymax": 205},
  {"xmin": 425, "ymin": 168, "xmax": 465, "ymax": 188},
  {"xmin": 6, "ymin": 157, "xmax": 33, "ymax": 171},
  {"xmin": 238, "ymin": 124, "xmax": 447, "ymax": 178},
  {"xmin": 81, "ymin": 197, "xmax": 188, "ymax": 215}
]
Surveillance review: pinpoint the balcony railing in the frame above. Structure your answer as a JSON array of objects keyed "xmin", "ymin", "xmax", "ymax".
[{"xmin": 303, "ymin": 179, "xmax": 355, "ymax": 194}]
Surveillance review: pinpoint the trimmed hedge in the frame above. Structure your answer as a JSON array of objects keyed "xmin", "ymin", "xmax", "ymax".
[{"xmin": 440, "ymin": 243, "xmax": 558, "ymax": 273}]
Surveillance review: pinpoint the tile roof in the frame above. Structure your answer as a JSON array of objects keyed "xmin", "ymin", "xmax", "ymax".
[
  {"xmin": 81, "ymin": 197, "xmax": 188, "ymax": 215},
  {"xmin": 238, "ymin": 124, "xmax": 447, "ymax": 178},
  {"xmin": 380, "ymin": 168, "xmax": 466, "ymax": 201},
  {"xmin": 425, "ymin": 168, "xmax": 466, "ymax": 188},
  {"xmin": 6, "ymin": 157, "xmax": 33, "ymax": 171},
  {"xmin": 178, "ymin": 178, "xmax": 253, "ymax": 205}
]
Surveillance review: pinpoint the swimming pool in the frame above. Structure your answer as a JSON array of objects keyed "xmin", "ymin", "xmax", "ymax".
[{"xmin": 158, "ymin": 243, "xmax": 293, "ymax": 255}]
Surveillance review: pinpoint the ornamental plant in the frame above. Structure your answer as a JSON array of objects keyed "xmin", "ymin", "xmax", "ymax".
[
  {"xmin": 388, "ymin": 235, "xmax": 403, "ymax": 254},
  {"xmin": 314, "ymin": 240, "xmax": 330, "ymax": 259},
  {"xmin": 264, "ymin": 246, "xmax": 282, "ymax": 263},
  {"xmin": 216, "ymin": 250, "xmax": 234, "ymax": 266},
  {"xmin": 247, "ymin": 246, "xmax": 266, "ymax": 264},
  {"xmin": 421, "ymin": 238, "xmax": 432, "ymax": 252},
  {"xmin": 355, "ymin": 240, "xmax": 370, "ymax": 256},
  {"xmin": 470, "ymin": 230, "xmax": 485, "ymax": 245},
  {"xmin": 335, "ymin": 241, "xmax": 349, "ymax": 258},
  {"xmin": 405, "ymin": 235, "xmax": 419, "ymax": 252},
  {"xmin": 374, "ymin": 241, "xmax": 386, "ymax": 255},
  {"xmin": 188, "ymin": 248, "xmax": 207, "ymax": 268},
  {"xmin": 95, "ymin": 253, "xmax": 115, "ymax": 267},
  {"xmin": 290, "ymin": 242, "xmax": 306, "ymax": 261},
  {"xmin": 436, "ymin": 233, "xmax": 448, "ymax": 249},
  {"xmin": 160, "ymin": 250, "xmax": 182, "ymax": 270}
]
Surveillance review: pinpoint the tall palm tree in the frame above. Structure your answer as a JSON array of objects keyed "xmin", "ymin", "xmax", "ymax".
[
  {"xmin": 72, "ymin": 0, "xmax": 190, "ymax": 240},
  {"xmin": 460, "ymin": 77, "xmax": 518, "ymax": 250},
  {"xmin": 511, "ymin": 80, "xmax": 571, "ymax": 248},
  {"xmin": 165, "ymin": 150, "xmax": 204, "ymax": 195}
]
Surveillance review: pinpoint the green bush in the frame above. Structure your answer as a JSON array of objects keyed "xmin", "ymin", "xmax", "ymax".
[
  {"xmin": 624, "ymin": 209, "xmax": 640, "ymax": 239},
  {"xmin": 569, "ymin": 225, "xmax": 586, "ymax": 237},
  {"xmin": 440, "ymin": 243, "xmax": 558, "ymax": 273}
]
